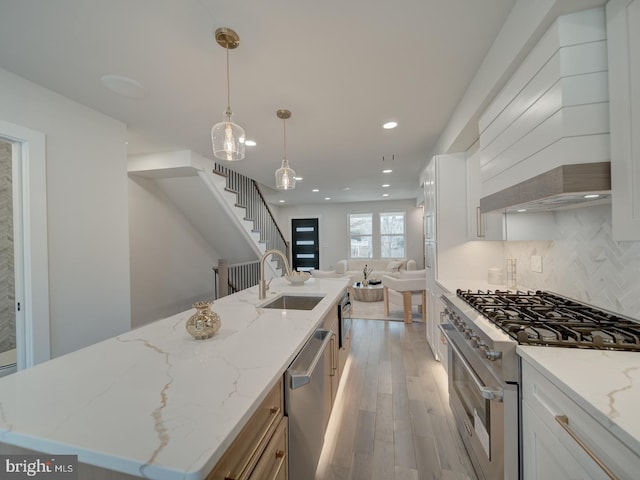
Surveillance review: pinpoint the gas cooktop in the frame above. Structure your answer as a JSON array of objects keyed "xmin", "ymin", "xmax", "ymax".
[{"xmin": 456, "ymin": 289, "xmax": 640, "ymax": 351}]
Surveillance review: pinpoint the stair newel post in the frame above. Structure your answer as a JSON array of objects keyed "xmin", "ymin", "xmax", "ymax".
[{"xmin": 218, "ymin": 259, "xmax": 229, "ymax": 298}]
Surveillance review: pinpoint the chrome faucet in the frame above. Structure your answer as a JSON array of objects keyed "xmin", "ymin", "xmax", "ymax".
[{"xmin": 259, "ymin": 249, "xmax": 293, "ymax": 299}]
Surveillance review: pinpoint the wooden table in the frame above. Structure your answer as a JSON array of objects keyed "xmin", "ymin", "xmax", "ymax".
[{"xmin": 351, "ymin": 282, "xmax": 384, "ymax": 302}]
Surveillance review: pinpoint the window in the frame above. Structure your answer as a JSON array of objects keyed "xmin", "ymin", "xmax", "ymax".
[
  {"xmin": 348, "ymin": 212, "xmax": 406, "ymax": 258},
  {"xmin": 349, "ymin": 213, "xmax": 373, "ymax": 258},
  {"xmin": 380, "ymin": 212, "xmax": 405, "ymax": 258}
]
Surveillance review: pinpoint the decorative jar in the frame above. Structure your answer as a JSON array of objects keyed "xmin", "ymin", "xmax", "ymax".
[{"xmin": 186, "ymin": 300, "xmax": 221, "ymax": 340}]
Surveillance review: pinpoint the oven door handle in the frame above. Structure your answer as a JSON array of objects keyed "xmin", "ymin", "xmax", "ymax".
[{"xmin": 439, "ymin": 324, "xmax": 504, "ymax": 402}]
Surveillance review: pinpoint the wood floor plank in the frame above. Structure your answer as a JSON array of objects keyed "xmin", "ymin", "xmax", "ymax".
[
  {"xmin": 407, "ymin": 399, "xmax": 431, "ymax": 438},
  {"xmin": 377, "ymin": 359, "xmax": 392, "ymax": 395},
  {"xmin": 349, "ymin": 452, "xmax": 373, "ymax": 480},
  {"xmin": 353, "ymin": 410, "xmax": 376, "ymax": 455},
  {"xmin": 395, "ymin": 466, "xmax": 419, "ymax": 480},
  {"xmin": 371, "ymin": 440, "xmax": 395, "ymax": 480},
  {"xmin": 393, "ymin": 419, "xmax": 417, "ymax": 469},
  {"xmin": 413, "ymin": 434, "xmax": 441, "ymax": 480},
  {"xmin": 374, "ymin": 393, "xmax": 394, "ymax": 443}
]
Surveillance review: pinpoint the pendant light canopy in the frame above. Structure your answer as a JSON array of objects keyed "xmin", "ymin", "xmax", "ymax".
[
  {"xmin": 275, "ymin": 109, "xmax": 296, "ymax": 190},
  {"xmin": 211, "ymin": 27, "xmax": 246, "ymax": 161}
]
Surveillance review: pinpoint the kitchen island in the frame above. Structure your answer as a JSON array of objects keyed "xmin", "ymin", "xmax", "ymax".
[{"xmin": 0, "ymin": 276, "xmax": 350, "ymax": 479}]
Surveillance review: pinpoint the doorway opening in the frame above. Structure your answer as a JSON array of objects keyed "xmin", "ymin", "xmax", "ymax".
[
  {"xmin": 291, "ymin": 218, "xmax": 319, "ymax": 272},
  {"xmin": 0, "ymin": 120, "xmax": 50, "ymax": 371}
]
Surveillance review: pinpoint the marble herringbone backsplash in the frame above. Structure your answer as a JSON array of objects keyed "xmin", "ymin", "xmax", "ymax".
[
  {"xmin": 505, "ymin": 204, "xmax": 640, "ymax": 319},
  {"xmin": 0, "ymin": 141, "xmax": 14, "ymax": 353}
]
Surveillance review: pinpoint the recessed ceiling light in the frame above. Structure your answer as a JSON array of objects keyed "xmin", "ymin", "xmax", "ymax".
[
  {"xmin": 343, "ymin": 187, "xmax": 350, "ymax": 191},
  {"xmin": 100, "ymin": 74, "xmax": 146, "ymax": 98},
  {"xmin": 517, "ymin": 209, "xmax": 527, "ymax": 212},
  {"xmin": 279, "ymin": 200, "xmax": 285, "ymax": 203},
  {"xmin": 584, "ymin": 194, "xmax": 600, "ymax": 199},
  {"xmin": 382, "ymin": 193, "xmax": 389, "ymax": 197},
  {"xmin": 245, "ymin": 140, "xmax": 257, "ymax": 147},
  {"xmin": 312, "ymin": 188, "xmax": 319, "ymax": 192},
  {"xmin": 324, "ymin": 197, "xmax": 331, "ymax": 200},
  {"xmin": 383, "ymin": 121, "xmax": 398, "ymax": 130},
  {"xmin": 382, "ymin": 184, "xmax": 390, "ymax": 188},
  {"xmin": 382, "ymin": 169, "xmax": 392, "ymax": 174},
  {"xmin": 294, "ymin": 176, "xmax": 303, "ymax": 181}
]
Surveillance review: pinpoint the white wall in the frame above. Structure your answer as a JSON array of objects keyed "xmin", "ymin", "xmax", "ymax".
[
  {"xmin": 128, "ymin": 176, "xmax": 220, "ymax": 328},
  {"xmin": 0, "ymin": 68, "xmax": 131, "ymax": 357},
  {"xmin": 275, "ymin": 199, "xmax": 424, "ymax": 270}
]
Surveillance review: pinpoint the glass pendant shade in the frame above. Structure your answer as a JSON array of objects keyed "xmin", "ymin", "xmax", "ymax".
[
  {"xmin": 212, "ymin": 114, "xmax": 245, "ymax": 161},
  {"xmin": 276, "ymin": 158, "xmax": 296, "ymax": 190}
]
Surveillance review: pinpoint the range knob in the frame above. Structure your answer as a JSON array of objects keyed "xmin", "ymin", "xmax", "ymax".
[
  {"xmin": 464, "ymin": 328, "xmax": 474, "ymax": 339},
  {"xmin": 469, "ymin": 335, "xmax": 480, "ymax": 348},
  {"xmin": 485, "ymin": 350, "xmax": 502, "ymax": 361}
]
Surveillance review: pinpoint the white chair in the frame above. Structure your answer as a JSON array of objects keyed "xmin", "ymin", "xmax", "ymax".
[{"xmin": 381, "ymin": 270, "xmax": 426, "ymax": 324}]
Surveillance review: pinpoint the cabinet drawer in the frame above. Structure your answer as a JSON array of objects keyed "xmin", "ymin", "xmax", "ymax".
[
  {"xmin": 207, "ymin": 378, "xmax": 284, "ymax": 480},
  {"xmin": 248, "ymin": 416, "xmax": 288, "ymax": 480},
  {"xmin": 522, "ymin": 362, "xmax": 640, "ymax": 479}
]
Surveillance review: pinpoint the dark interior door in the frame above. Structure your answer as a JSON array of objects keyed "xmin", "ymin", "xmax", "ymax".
[{"xmin": 291, "ymin": 218, "xmax": 319, "ymax": 272}]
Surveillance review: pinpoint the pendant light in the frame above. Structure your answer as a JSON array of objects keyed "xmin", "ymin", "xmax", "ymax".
[
  {"xmin": 211, "ymin": 27, "xmax": 245, "ymax": 161},
  {"xmin": 275, "ymin": 109, "xmax": 296, "ymax": 190}
]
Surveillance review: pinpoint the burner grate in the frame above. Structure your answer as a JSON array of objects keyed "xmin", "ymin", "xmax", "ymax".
[{"xmin": 456, "ymin": 289, "xmax": 640, "ymax": 351}]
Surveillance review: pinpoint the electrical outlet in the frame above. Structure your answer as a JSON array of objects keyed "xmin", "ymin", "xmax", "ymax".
[{"xmin": 531, "ymin": 255, "xmax": 542, "ymax": 273}]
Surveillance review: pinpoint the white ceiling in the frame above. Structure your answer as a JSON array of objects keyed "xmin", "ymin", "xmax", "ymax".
[{"xmin": 0, "ymin": 0, "xmax": 518, "ymax": 204}]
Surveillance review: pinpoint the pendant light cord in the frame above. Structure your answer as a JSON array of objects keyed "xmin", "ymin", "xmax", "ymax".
[
  {"xmin": 283, "ymin": 117, "xmax": 287, "ymax": 162},
  {"xmin": 226, "ymin": 47, "xmax": 231, "ymax": 117}
]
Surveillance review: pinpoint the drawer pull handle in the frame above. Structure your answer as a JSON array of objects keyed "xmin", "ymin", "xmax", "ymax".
[
  {"xmin": 224, "ymin": 406, "xmax": 281, "ymax": 480},
  {"xmin": 555, "ymin": 415, "xmax": 617, "ymax": 480},
  {"xmin": 275, "ymin": 449, "xmax": 285, "ymax": 459}
]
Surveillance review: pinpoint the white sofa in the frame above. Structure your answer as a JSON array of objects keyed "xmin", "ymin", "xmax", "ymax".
[{"xmin": 311, "ymin": 258, "xmax": 416, "ymax": 282}]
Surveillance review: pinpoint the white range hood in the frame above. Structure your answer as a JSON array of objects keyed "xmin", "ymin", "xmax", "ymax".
[{"xmin": 477, "ymin": 8, "xmax": 610, "ymax": 213}]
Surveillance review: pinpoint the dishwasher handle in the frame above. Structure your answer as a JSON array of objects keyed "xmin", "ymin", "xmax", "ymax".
[{"xmin": 289, "ymin": 329, "xmax": 333, "ymax": 390}]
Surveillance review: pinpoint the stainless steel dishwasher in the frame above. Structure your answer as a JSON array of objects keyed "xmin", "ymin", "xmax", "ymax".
[{"xmin": 285, "ymin": 328, "xmax": 334, "ymax": 480}]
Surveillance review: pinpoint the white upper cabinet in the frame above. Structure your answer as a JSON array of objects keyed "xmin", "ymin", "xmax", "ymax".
[
  {"xmin": 608, "ymin": 0, "xmax": 640, "ymax": 240},
  {"xmin": 466, "ymin": 143, "xmax": 504, "ymax": 241},
  {"xmin": 478, "ymin": 8, "xmax": 609, "ymax": 201}
]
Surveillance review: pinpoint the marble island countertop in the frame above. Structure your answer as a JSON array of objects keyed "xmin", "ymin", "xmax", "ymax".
[
  {"xmin": 518, "ymin": 346, "xmax": 640, "ymax": 457},
  {"xmin": 0, "ymin": 276, "xmax": 350, "ymax": 479}
]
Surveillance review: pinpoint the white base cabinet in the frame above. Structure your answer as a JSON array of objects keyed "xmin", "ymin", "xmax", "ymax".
[{"xmin": 522, "ymin": 360, "xmax": 640, "ymax": 480}]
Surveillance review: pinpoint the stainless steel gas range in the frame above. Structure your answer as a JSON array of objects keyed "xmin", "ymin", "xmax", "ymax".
[{"xmin": 439, "ymin": 289, "xmax": 640, "ymax": 480}]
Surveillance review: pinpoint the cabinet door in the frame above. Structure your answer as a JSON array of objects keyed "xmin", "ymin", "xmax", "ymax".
[
  {"xmin": 466, "ymin": 150, "xmax": 504, "ymax": 240},
  {"xmin": 608, "ymin": 0, "xmax": 640, "ymax": 240},
  {"xmin": 247, "ymin": 417, "xmax": 288, "ymax": 480},
  {"xmin": 522, "ymin": 402, "xmax": 593, "ymax": 480}
]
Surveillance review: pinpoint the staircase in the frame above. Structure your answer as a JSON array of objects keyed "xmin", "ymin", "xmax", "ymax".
[
  {"xmin": 128, "ymin": 150, "xmax": 289, "ymax": 295},
  {"xmin": 212, "ymin": 163, "xmax": 289, "ymax": 270}
]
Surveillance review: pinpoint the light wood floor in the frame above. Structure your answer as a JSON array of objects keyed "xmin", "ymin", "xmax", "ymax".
[{"xmin": 316, "ymin": 319, "xmax": 478, "ymax": 480}]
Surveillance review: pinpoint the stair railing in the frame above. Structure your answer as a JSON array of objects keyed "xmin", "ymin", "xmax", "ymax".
[
  {"xmin": 213, "ymin": 164, "xmax": 289, "ymax": 268},
  {"xmin": 213, "ymin": 260, "xmax": 260, "ymax": 298}
]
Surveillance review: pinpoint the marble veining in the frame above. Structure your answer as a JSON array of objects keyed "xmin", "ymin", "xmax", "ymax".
[
  {"xmin": 606, "ymin": 365, "xmax": 639, "ymax": 420},
  {"xmin": 0, "ymin": 277, "xmax": 349, "ymax": 480}
]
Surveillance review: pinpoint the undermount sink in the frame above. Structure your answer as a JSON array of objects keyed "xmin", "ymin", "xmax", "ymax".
[{"xmin": 260, "ymin": 294, "xmax": 325, "ymax": 310}]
